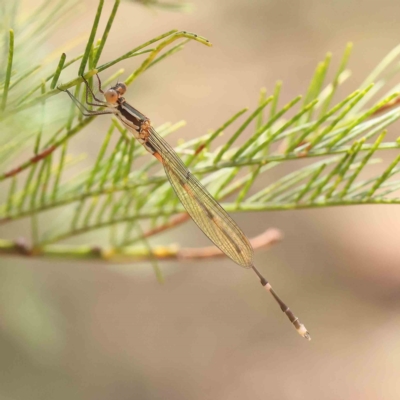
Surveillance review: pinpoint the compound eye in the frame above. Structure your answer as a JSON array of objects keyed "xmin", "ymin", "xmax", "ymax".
[
  {"xmin": 104, "ymin": 88, "xmax": 118, "ymax": 104},
  {"xmin": 115, "ymin": 82, "xmax": 127, "ymax": 95}
]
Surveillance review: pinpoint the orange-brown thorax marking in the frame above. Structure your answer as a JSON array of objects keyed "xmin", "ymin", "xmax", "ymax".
[{"xmin": 153, "ymin": 152, "xmax": 163, "ymax": 163}]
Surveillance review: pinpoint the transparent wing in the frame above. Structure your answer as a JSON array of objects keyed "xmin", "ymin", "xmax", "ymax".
[{"xmin": 148, "ymin": 127, "xmax": 254, "ymax": 268}]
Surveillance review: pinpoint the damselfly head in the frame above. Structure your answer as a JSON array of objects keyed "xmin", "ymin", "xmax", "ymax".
[
  {"xmin": 104, "ymin": 88, "xmax": 119, "ymax": 104},
  {"xmin": 114, "ymin": 82, "xmax": 127, "ymax": 96}
]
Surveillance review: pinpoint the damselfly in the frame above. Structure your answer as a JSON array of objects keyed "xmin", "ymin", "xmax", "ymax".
[{"xmin": 63, "ymin": 75, "xmax": 310, "ymax": 340}]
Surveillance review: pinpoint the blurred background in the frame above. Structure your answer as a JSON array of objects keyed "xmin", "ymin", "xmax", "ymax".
[{"xmin": 1, "ymin": 0, "xmax": 400, "ymax": 399}]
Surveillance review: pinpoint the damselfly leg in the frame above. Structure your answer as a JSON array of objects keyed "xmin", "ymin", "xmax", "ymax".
[
  {"xmin": 60, "ymin": 77, "xmax": 112, "ymax": 117},
  {"xmin": 81, "ymin": 74, "xmax": 107, "ymax": 105}
]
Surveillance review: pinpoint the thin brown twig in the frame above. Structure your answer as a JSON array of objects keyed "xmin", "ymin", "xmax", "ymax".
[
  {"xmin": 142, "ymin": 213, "xmax": 190, "ymax": 239},
  {"xmin": 2, "ymin": 145, "xmax": 57, "ymax": 179},
  {"xmin": 371, "ymin": 96, "xmax": 400, "ymax": 116},
  {"xmin": 0, "ymin": 117, "xmax": 93, "ymax": 182},
  {"xmin": 0, "ymin": 228, "xmax": 282, "ymax": 262},
  {"xmin": 177, "ymin": 228, "xmax": 283, "ymax": 260}
]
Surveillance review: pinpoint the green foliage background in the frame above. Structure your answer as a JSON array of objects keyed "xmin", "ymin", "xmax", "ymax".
[{"xmin": 1, "ymin": 0, "xmax": 400, "ymax": 269}]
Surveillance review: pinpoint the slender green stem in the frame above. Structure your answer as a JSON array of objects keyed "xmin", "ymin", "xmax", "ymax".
[
  {"xmin": 34, "ymin": 81, "xmax": 46, "ymax": 154},
  {"xmin": 319, "ymin": 42, "xmax": 353, "ymax": 116},
  {"xmin": 97, "ymin": 30, "xmax": 177, "ymax": 72},
  {"xmin": 232, "ymin": 95, "xmax": 302, "ymax": 160},
  {"xmin": 125, "ymin": 31, "xmax": 212, "ymax": 86},
  {"xmin": 256, "ymin": 88, "xmax": 267, "ymax": 131},
  {"xmin": 6, "ymin": 177, "xmax": 17, "ymax": 215},
  {"xmin": 52, "ymin": 142, "xmax": 68, "ymax": 201},
  {"xmin": 325, "ymin": 141, "xmax": 362, "ymax": 198},
  {"xmin": 1, "ymin": 29, "xmax": 14, "ymax": 112},
  {"xmin": 287, "ymin": 90, "xmax": 360, "ymax": 153},
  {"xmin": 338, "ymin": 131, "xmax": 386, "ymax": 199},
  {"xmin": 93, "ymin": 0, "xmax": 120, "ymax": 66},
  {"xmin": 40, "ymin": 154, "xmax": 53, "ymax": 205},
  {"xmin": 327, "ymin": 92, "xmax": 400, "ymax": 148},
  {"xmin": 146, "ymin": 39, "xmax": 189, "ymax": 70},
  {"xmin": 188, "ymin": 108, "xmax": 249, "ymax": 168},
  {"xmin": 50, "ymin": 53, "xmax": 66, "ymax": 89},
  {"xmin": 365, "ymin": 154, "xmax": 400, "ymax": 200},
  {"xmin": 250, "ymin": 99, "xmax": 318, "ymax": 157},
  {"xmin": 295, "ymin": 164, "xmax": 326, "ymax": 203},
  {"xmin": 79, "ymin": 0, "xmax": 104, "ymax": 75},
  {"xmin": 17, "ymin": 164, "xmax": 38, "ymax": 212},
  {"xmin": 214, "ymin": 97, "xmax": 273, "ymax": 163},
  {"xmin": 270, "ymin": 81, "xmax": 282, "ymax": 119},
  {"xmin": 309, "ymin": 83, "xmax": 374, "ymax": 147}
]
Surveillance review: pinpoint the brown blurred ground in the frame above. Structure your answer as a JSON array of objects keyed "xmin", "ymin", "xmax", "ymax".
[{"xmin": 1, "ymin": 0, "xmax": 400, "ymax": 399}]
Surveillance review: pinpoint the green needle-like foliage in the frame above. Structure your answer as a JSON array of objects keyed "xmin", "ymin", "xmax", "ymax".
[{"xmin": 1, "ymin": 0, "xmax": 400, "ymax": 267}]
